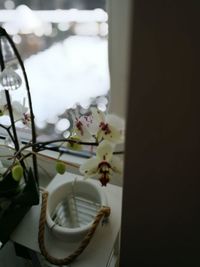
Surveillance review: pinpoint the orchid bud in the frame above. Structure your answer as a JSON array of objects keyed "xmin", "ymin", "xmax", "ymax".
[
  {"xmin": 12, "ymin": 164, "xmax": 23, "ymax": 181},
  {"xmin": 55, "ymin": 160, "xmax": 66, "ymax": 175}
]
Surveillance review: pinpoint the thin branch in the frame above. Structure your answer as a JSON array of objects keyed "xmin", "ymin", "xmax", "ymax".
[
  {"xmin": 35, "ymin": 138, "xmax": 99, "ymax": 151},
  {"xmin": 7, "ymin": 148, "xmax": 80, "ymax": 172},
  {"xmin": 17, "ymin": 150, "xmax": 80, "ymax": 169},
  {"xmin": 2, "ymin": 27, "xmax": 38, "ymax": 184},
  {"xmin": 0, "ymin": 124, "xmax": 15, "ymax": 144},
  {"xmin": 7, "ymin": 137, "xmax": 99, "ymax": 159}
]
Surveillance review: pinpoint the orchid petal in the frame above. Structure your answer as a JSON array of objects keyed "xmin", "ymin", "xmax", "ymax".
[
  {"xmin": 12, "ymin": 101, "xmax": 28, "ymax": 114},
  {"xmin": 79, "ymin": 157, "xmax": 99, "ymax": 177},
  {"xmin": 84, "ymin": 115, "xmax": 99, "ymax": 135},
  {"xmin": 96, "ymin": 140, "xmax": 114, "ymax": 161},
  {"xmin": 105, "ymin": 114, "xmax": 125, "ymax": 143},
  {"xmin": 12, "ymin": 101, "xmax": 28, "ymax": 121},
  {"xmin": 0, "ymin": 91, "xmax": 8, "ymax": 116},
  {"xmin": 74, "ymin": 122, "xmax": 93, "ymax": 141},
  {"xmin": 79, "ymin": 114, "xmax": 98, "ymax": 136},
  {"xmin": 103, "ymin": 124, "xmax": 123, "ymax": 143},
  {"xmin": 91, "ymin": 107, "xmax": 105, "ymax": 126},
  {"xmin": 96, "ymin": 129, "xmax": 104, "ymax": 142},
  {"xmin": 82, "ymin": 107, "xmax": 104, "ymax": 136},
  {"xmin": 110, "ymin": 155, "xmax": 123, "ymax": 173},
  {"xmin": 106, "ymin": 114, "xmax": 125, "ymax": 130}
]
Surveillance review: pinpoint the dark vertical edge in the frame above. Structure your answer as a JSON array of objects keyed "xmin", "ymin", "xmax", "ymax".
[{"xmin": 120, "ymin": 1, "xmax": 200, "ymax": 266}]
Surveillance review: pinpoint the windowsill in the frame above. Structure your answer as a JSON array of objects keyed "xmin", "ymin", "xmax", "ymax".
[
  {"xmin": 37, "ymin": 147, "xmax": 123, "ymax": 188},
  {"xmin": 39, "ymin": 148, "xmax": 87, "ymax": 166},
  {"xmin": 0, "ymin": 138, "xmax": 123, "ymax": 188}
]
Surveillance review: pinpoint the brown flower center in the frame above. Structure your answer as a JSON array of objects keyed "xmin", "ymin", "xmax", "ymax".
[
  {"xmin": 76, "ymin": 120, "xmax": 84, "ymax": 136},
  {"xmin": 99, "ymin": 122, "xmax": 111, "ymax": 135}
]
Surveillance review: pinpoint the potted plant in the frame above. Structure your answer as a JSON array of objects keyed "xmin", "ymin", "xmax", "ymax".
[{"xmin": 0, "ymin": 26, "xmax": 124, "ymax": 264}]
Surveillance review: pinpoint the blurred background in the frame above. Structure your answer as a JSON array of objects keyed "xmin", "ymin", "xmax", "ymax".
[
  {"xmin": 0, "ymin": 0, "xmax": 107, "ymax": 58},
  {"xmin": 0, "ymin": 0, "xmax": 109, "ymax": 139}
]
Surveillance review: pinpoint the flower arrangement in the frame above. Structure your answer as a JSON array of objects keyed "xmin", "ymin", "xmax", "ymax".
[
  {"xmin": 0, "ymin": 26, "xmax": 124, "ymax": 251},
  {"xmin": 75, "ymin": 107, "xmax": 124, "ymax": 185}
]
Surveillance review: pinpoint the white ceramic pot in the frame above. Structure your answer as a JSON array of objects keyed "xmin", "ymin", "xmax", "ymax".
[{"xmin": 46, "ymin": 179, "xmax": 107, "ymax": 241}]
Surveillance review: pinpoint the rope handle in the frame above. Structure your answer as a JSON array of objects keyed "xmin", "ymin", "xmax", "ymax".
[{"xmin": 38, "ymin": 191, "xmax": 111, "ymax": 266}]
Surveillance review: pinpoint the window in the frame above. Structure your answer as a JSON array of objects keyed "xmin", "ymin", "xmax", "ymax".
[{"xmin": 0, "ymin": 0, "xmax": 109, "ymax": 141}]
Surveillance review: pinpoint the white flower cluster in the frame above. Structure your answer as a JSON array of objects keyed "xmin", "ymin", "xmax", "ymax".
[
  {"xmin": 0, "ymin": 72, "xmax": 124, "ymax": 186},
  {"xmin": 73, "ymin": 107, "xmax": 124, "ymax": 186}
]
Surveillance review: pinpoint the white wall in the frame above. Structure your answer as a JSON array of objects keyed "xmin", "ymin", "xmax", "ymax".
[{"xmin": 107, "ymin": 0, "xmax": 132, "ymax": 118}]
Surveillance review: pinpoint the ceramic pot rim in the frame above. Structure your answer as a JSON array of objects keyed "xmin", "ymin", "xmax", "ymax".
[{"xmin": 46, "ymin": 179, "xmax": 107, "ymax": 237}]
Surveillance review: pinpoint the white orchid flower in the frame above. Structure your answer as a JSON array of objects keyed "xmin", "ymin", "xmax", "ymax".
[
  {"xmin": 73, "ymin": 107, "xmax": 125, "ymax": 144},
  {"xmin": 0, "ymin": 90, "xmax": 8, "ymax": 116},
  {"xmin": 73, "ymin": 115, "xmax": 94, "ymax": 142},
  {"xmin": 12, "ymin": 99, "xmax": 31, "ymax": 127},
  {"xmin": 80, "ymin": 140, "xmax": 123, "ymax": 186},
  {"xmin": 91, "ymin": 108, "xmax": 125, "ymax": 144},
  {"xmin": 70, "ymin": 108, "xmax": 94, "ymax": 142}
]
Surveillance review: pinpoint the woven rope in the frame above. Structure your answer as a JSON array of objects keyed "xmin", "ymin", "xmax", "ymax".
[{"xmin": 38, "ymin": 191, "xmax": 111, "ymax": 266}]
